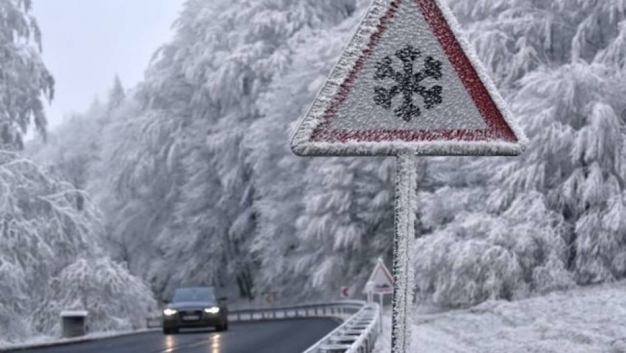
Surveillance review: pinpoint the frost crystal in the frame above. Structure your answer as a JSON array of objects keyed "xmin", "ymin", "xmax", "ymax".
[{"xmin": 374, "ymin": 45, "xmax": 443, "ymax": 122}]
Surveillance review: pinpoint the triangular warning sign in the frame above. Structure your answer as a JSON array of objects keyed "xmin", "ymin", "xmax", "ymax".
[
  {"xmin": 291, "ymin": 0, "xmax": 527, "ymax": 157},
  {"xmin": 363, "ymin": 258, "xmax": 394, "ymax": 294}
]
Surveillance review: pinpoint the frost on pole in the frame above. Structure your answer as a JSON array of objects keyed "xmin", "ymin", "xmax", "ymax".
[{"xmin": 291, "ymin": 0, "xmax": 528, "ymax": 157}]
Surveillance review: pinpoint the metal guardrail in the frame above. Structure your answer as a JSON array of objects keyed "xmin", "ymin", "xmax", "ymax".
[
  {"xmin": 146, "ymin": 300, "xmax": 381, "ymax": 353},
  {"xmin": 146, "ymin": 300, "xmax": 364, "ymax": 327},
  {"xmin": 303, "ymin": 302, "xmax": 380, "ymax": 353}
]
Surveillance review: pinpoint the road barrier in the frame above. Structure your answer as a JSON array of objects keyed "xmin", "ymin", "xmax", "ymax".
[
  {"xmin": 146, "ymin": 300, "xmax": 381, "ymax": 353},
  {"xmin": 302, "ymin": 302, "xmax": 380, "ymax": 353}
]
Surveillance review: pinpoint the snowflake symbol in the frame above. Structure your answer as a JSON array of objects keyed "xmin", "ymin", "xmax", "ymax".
[{"xmin": 373, "ymin": 45, "xmax": 443, "ymax": 122}]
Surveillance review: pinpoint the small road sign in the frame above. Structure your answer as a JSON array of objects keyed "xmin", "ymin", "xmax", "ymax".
[
  {"xmin": 340, "ymin": 286, "xmax": 351, "ymax": 298},
  {"xmin": 363, "ymin": 258, "xmax": 394, "ymax": 295}
]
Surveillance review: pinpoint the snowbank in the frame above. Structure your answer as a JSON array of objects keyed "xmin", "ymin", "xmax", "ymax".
[
  {"xmin": 375, "ymin": 281, "xmax": 626, "ymax": 352},
  {"xmin": 0, "ymin": 329, "xmax": 157, "ymax": 352}
]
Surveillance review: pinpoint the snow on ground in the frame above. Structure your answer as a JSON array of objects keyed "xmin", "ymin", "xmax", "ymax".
[
  {"xmin": 0, "ymin": 329, "xmax": 158, "ymax": 352},
  {"xmin": 375, "ymin": 281, "xmax": 626, "ymax": 353}
]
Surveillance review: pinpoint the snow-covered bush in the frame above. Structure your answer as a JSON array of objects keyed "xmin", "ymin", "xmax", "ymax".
[
  {"xmin": 415, "ymin": 193, "xmax": 573, "ymax": 307},
  {"xmin": 0, "ymin": 151, "xmax": 156, "ymax": 342},
  {"xmin": 37, "ymin": 258, "xmax": 157, "ymax": 333}
]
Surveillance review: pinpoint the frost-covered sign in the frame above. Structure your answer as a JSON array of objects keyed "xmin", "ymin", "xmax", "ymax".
[
  {"xmin": 291, "ymin": 0, "xmax": 527, "ymax": 156},
  {"xmin": 291, "ymin": 0, "xmax": 527, "ymax": 352},
  {"xmin": 363, "ymin": 258, "xmax": 394, "ymax": 295}
]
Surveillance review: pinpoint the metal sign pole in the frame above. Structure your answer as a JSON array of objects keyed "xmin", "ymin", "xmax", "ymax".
[
  {"xmin": 391, "ymin": 152, "xmax": 417, "ymax": 353},
  {"xmin": 379, "ymin": 293, "xmax": 384, "ymax": 333},
  {"xmin": 365, "ymin": 281, "xmax": 374, "ymax": 304}
]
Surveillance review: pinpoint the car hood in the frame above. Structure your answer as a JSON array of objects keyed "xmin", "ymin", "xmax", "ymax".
[{"xmin": 167, "ymin": 301, "xmax": 217, "ymax": 310}]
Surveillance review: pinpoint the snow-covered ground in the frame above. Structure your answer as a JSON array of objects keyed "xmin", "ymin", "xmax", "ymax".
[
  {"xmin": 375, "ymin": 281, "xmax": 626, "ymax": 353},
  {"xmin": 0, "ymin": 329, "xmax": 158, "ymax": 352}
]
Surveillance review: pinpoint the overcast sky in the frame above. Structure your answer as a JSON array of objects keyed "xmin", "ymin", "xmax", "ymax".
[{"xmin": 33, "ymin": 0, "xmax": 184, "ymax": 131}]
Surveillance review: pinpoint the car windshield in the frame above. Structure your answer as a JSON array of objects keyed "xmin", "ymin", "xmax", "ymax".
[{"xmin": 172, "ymin": 287, "xmax": 215, "ymax": 303}]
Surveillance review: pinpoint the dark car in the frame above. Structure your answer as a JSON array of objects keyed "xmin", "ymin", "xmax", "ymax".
[{"xmin": 162, "ymin": 286, "xmax": 228, "ymax": 334}]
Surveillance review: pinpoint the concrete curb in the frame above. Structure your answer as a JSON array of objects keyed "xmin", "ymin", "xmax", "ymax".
[{"xmin": 0, "ymin": 329, "xmax": 159, "ymax": 352}]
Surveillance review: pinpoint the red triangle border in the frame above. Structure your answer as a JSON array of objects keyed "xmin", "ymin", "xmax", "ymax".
[{"xmin": 310, "ymin": 0, "xmax": 518, "ymax": 144}]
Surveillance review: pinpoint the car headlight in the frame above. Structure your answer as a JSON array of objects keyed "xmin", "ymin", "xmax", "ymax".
[
  {"xmin": 204, "ymin": 307, "xmax": 220, "ymax": 314},
  {"xmin": 163, "ymin": 308, "xmax": 177, "ymax": 316}
]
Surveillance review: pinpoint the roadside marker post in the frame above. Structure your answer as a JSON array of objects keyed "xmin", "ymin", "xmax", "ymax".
[
  {"xmin": 290, "ymin": 0, "xmax": 527, "ymax": 351},
  {"xmin": 340, "ymin": 286, "xmax": 351, "ymax": 299}
]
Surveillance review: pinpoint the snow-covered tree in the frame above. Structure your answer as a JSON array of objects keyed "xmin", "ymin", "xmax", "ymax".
[
  {"xmin": 0, "ymin": 151, "xmax": 156, "ymax": 343},
  {"xmin": 500, "ymin": 62, "xmax": 626, "ymax": 284},
  {"xmin": 0, "ymin": 1, "xmax": 155, "ymax": 342},
  {"xmin": 249, "ymin": 0, "xmax": 404, "ymax": 299},
  {"xmin": 27, "ymin": 73, "xmax": 128, "ymax": 189},
  {"xmin": 105, "ymin": 76, "xmax": 125, "ymax": 118},
  {"xmin": 174, "ymin": 0, "xmax": 359, "ymax": 299},
  {"xmin": 414, "ymin": 0, "xmax": 626, "ymax": 307},
  {"xmin": 446, "ymin": 0, "xmax": 576, "ymax": 91},
  {"xmin": 31, "ymin": 0, "xmax": 626, "ymax": 312},
  {"xmin": 0, "ymin": 0, "xmax": 54, "ymax": 149},
  {"xmin": 90, "ymin": 98, "xmax": 184, "ymax": 278},
  {"xmin": 27, "ymin": 99, "xmax": 104, "ymax": 189},
  {"xmin": 94, "ymin": 0, "xmax": 361, "ymax": 300},
  {"xmin": 291, "ymin": 157, "xmax": 400, "ymax": 297}
]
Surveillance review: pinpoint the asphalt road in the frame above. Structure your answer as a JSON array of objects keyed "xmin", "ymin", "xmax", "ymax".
[{"xmin": 17, "ymin": 319, "xmax": 339, "ymax": 353}]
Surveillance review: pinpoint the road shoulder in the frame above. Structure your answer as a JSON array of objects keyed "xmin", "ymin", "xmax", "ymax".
[{"xmin": 0, "ymin": 329, "xmax": 158, "ymax": 352}]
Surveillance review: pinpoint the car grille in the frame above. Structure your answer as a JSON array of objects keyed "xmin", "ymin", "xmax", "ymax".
[{"xmin": 178, "ymin": 310, "xmax": 203, "ymax": 321}]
